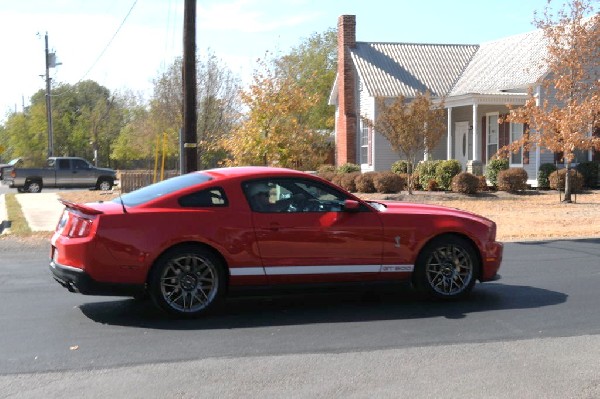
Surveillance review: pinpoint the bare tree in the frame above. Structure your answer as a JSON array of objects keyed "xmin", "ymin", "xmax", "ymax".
[{"xmin": 364, "ymin": 93, "xmax": 446, "ymax": 193}]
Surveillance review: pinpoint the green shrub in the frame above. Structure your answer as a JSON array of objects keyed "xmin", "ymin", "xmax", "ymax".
[
  {"xmin": 497, "ymin": 168, "xmax": 528, "ymax": 192},
  {"xmin": 391, "ymin": 160, "xmax": 410, "ymax": 174},
  {"xmin": 415, "ymin": 160, "xmax": 442, "ymax": 191},
  {"xmin": 435, "ymin": 159, "xmax": 462, "ymax": 191},
  {"xmin": 549, "ymin": 168, "xmax": 584, "ymax": 192},
  {"xmin": 537, "ymin": 163, "xmax": 557, "ymax": 190},
  {"xmin": 576, "ymin": 161, "xmax": 599, "ymax": 188},
  {"xmin": 485, "ymin": 158, "xmax": 509, "ymax": 188},
  {"xmin": 373, "ymin": 172, "xmax": 405, "ymax": 193},
  {"xmin": 355, "ymin": 172, "xmax": 377, "ymax": 193},
  {"xmin": 339, "ymin": 172, "xmax": 360, "ymax": 192},
  {"xmin": 337, "ymin": 163, "xmax": 361, "ymax": 174},
  {"xmin": 451, "ymin": 172, "xmax": 480, "ymax": 194}
]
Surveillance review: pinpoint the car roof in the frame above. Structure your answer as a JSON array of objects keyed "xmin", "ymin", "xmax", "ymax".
[{"xmin": 202, "ymin": 166, "xmax": 310, "ymax": 180}]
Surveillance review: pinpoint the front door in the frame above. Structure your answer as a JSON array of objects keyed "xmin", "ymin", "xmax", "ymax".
[
  {"xmin": 244, "ymin": 178, "xmax": 384, "ymax": 285},
  {"xmin": 454, "ymin": 121, "xmax": 470, "ymax": 170}
]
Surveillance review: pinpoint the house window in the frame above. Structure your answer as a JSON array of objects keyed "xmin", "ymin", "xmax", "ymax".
[
  {"xmin": 486, "ymin": 114, "xmax": 498, "ymax": 161},
  {"xmin": 510, "ymin": 123, "xmax": 523, "ymax": 165},
  {"xmin": 360, "ymin": 120, "xmax": 369, "ymax": 164}
]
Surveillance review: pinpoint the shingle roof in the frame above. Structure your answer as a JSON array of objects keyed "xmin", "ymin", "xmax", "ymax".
[
  {"xmin": 450, "ymin": 29, "xmax": 549, "ymax": 95},
  {"xmin": 350, "ymin": 42, "xmax": 478, "ymax": 98}
]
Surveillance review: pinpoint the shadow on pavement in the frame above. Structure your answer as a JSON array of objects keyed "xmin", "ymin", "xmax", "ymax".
[{"xmin": 79, "ymin": 282, "xmax": 567, "ymax": 330}]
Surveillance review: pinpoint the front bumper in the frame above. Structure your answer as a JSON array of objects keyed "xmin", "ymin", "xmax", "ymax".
[
  {"xmin": 480, "ymin": 241, "xmax": 504, "ymax": 282},
  {"xmin": 49, "ymin": 259, "xmax": 144, "ymax": 297}
]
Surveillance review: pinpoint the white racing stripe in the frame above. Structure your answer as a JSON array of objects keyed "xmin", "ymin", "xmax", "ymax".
[{"xmin": 230, "ymin": 264, "xmax": 413, "ymax": 276}]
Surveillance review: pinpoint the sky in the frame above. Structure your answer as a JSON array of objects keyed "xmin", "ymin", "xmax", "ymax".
[{"xmin": 0, "ymin": 0, "xmax": 561, "ymax": 122}]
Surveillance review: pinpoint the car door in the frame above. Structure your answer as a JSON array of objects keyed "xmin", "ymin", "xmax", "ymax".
[
  {"xmin": 244, "ymin": 178, "xmax": 384, "ymax": 285},
  {"xmin": 54, "ymin": 159, "xmax": 73, "ymax": 186},
  {"xmin": 71, "ymin": 158, "xmax": 96, "ymax": 186}
]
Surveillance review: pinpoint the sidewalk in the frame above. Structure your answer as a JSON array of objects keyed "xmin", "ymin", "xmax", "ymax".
[{"xmin": 0, "ymin": 193, "xmax": 65, "ymax": 234}]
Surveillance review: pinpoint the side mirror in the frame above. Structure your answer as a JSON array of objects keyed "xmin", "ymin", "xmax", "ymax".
[{"xmin": 343, "ymin": 199, "xmax": 360, "ymax": 212}]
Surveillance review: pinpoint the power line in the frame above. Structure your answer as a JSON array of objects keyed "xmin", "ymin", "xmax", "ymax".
[{"xmin": 78, "ymin": 0, "xmax": 139, "ymax": 83}]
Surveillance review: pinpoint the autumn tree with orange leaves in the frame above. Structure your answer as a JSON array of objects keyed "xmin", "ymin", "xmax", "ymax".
[
  {"xmin": 364, "ymin": 93, "xmax": 446, "ymax": 194},
  {"xmin": 503, "ymin": 0, "xmax": 599, "ymax": 202},
  {"xmin": 222, "ymin": 56, "xmax": 332, "ymax": 169}
]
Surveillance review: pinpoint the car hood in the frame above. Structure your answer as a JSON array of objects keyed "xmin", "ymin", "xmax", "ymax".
[{"xmin": 373, "ymin": 200, "xmax": 495, "ymax": 225}]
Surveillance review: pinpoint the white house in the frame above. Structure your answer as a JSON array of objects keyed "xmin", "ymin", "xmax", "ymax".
[{"xmin": 329, "ymin": 15, "xmax": 599, "ymax": 187}]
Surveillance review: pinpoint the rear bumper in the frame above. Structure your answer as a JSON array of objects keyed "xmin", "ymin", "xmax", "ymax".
[{"xmin": 49, "ymin": 259, "xmax": 144, "ymax": 297}]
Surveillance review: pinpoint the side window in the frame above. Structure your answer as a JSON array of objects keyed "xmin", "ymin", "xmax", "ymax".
[
  {"xmin": 73, "ymin": 159, "xmax": 89, "ymax": 169},
  {"xmin": 178, "ymin": 187, "xmax": 228, "ymax": 208},
  {"xmin": 243, "ymin": 178, "xmax": 350, "ymax": 213},
  {"xmin": 57, "ymin": 159, "xmax": 70, "ymax": 170}
]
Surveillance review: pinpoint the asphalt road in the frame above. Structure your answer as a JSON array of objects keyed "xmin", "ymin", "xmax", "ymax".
[{"xmin": 0, "ymin": 238, "xmax": 599, "ymax": 398}]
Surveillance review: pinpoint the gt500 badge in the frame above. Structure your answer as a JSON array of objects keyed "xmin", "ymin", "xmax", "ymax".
[{"xmin": 381, "ymin": 265, "xmax": 413, "ymax": 272}]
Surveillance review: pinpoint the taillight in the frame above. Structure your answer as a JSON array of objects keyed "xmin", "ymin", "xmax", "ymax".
[
  {"xmin": 68, "ymin": 216, "xmax": 93, "ymax": 237},
  {"xmin": 61, "ymin": 212, "xmax": 95, "ymax": 238}
]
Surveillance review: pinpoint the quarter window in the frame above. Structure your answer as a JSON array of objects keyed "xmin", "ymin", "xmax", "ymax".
[{"xmin": 178, "ymin": 187, "xmax": 228, "ymax": 207}]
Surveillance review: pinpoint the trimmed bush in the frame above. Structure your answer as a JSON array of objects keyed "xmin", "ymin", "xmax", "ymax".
[
  {"xmin": 331, "ymin": 173, "xmax": 344, "ymax": 188},
  {"xmin": 337, "ymin": 163, "xmax": 361, "ymax": 174},
  {"xmin": 373, "ymin": 172, "xmax": 405, "ymax": 193},
  {"xmin": 391, "ymin": 160, "xmax": 410, "ymax": 174},
  {"xmin": 485, "ymin": 158, "xmax": 509, "ymax": 188},
  {"xmin": 576, "ymin": 161, "xmax": 599, "ymax": 188},
  {"xmin": 451, "ymin": 172, "xmax": 480, "ymax": 194},
  {"xmin": 497, "ymin": 168, "xmax": 528, "ymax": 192},
  {"xmin": 339, "ymin": 172, "xmax": 360, "ymax": 192},
  {"xmin": 537, "ymin": 163, "xmax": 557, "ymax": 190},
  {"xmin": 355, "ymin": 172, "xmax": 377, "ymax": 193},
  {"xmin": 549, "ymin": 168, "xmax": 584, "ymax": 192},
  {"xmin": 415, "ymin": 160, "xmax": 442, "ymax": 191},
  {"xmin": 477, "ymin": 175, "xmax": 489, "ymax": 191},
  {"xmin": 317, "ymin": 164, "xmax": 336, "ymax": 174},
  {"xmin": 435, "ymin": 159, "xmax": 462, "ymax": 191}
]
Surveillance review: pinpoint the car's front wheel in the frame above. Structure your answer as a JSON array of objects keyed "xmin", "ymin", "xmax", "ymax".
[
  {"xmin": 149, "ymin": 245, "xmax": 226, "ymax": 318},
  {"xmin": 414, "ymin": 235, "xmax": 479, "ymax": 299}
]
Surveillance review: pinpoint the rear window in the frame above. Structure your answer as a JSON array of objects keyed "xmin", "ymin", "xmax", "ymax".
[{"xmin": 115, "ymin": 173, "xmax": 213, "ymax": 207}]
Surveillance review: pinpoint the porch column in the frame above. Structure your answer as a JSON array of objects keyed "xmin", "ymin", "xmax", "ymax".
[
  {"xmin": 472, "ymin": 104, "xmax": 479, "ymax": 161},
  {"xmin": 447, "ymin": 107, "xmax": 452, "ymax": 159}
]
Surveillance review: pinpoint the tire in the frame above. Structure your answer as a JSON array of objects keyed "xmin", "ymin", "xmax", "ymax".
[
  {"xmin": 414, "ymin": 235, "xmax": 479, "ymax": 299},
  {"xmin": 149, "ymin": 245, "xmax": 226, "ymax": 318},
  {"xmin": 96, "ymin": 179, "xmax": 113, "ymax": 191},
  {"xmin": 25, "ymin": 180, "xmax": 43, "ymax": 193}
]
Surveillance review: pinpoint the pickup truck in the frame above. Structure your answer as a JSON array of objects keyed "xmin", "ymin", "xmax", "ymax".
[{"xmin": 5, "ymin": 157, "xmax": 117, "ymax": 193}]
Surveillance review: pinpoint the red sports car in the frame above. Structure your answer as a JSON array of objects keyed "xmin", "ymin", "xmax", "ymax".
[{"xmin": 50, "ymin": 167, "xmax": 503, "ymax": 317}]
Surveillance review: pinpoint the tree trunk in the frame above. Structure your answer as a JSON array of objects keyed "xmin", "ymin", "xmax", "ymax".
[
  {"xmin": 407, "ymin": 161, "xmax": 413, "ymax": 195},
  {"xmin": 563, "ymin": 163, "xmax": 572, "ymax": 203}
]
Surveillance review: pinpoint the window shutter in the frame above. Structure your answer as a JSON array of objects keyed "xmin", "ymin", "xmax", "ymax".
[{"xmin": 523, "ymin": 123, "xmax": 529, "ymax": 164}]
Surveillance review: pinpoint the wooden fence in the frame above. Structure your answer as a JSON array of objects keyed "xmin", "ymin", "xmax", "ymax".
[{"xmin": 118, "ymin": 170, "xmax": 179, "ymax": 193}]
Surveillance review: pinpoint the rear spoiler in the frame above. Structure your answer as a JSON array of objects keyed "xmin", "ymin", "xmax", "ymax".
[{"xmin": 58, "ymin": 199, "xmax": 104, "ymax": 215}]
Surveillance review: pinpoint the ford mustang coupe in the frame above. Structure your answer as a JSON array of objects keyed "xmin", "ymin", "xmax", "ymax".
[{"xmin": 50, "ymin": 167, "xmax": 503, "ymax": 317}]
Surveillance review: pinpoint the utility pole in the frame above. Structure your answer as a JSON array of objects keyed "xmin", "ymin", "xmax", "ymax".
[
  {"xmin": 45, "ymin": 32, "xmax": 54, "ymax": 158},
  {"xmin": 182, "ymin": 0, "xmax": 198, "ymax": 173}
]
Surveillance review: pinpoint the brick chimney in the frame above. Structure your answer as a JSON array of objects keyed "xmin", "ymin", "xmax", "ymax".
[{"xmin": 336, "ymin": 15, "xmax": 357, "ymax": 166}]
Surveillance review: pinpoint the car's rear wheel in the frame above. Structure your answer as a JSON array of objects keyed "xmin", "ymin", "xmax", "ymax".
[
  {"xmin": 149, "ymin": 245, "xmax": 226, "ymax": 318},
  {"xmin": 414, "ymin": 235, "xmax": 478, "ymax": 299},
  {"xmin": 25, "ymin": 180, "xmax": 43, "ymax": 193}
]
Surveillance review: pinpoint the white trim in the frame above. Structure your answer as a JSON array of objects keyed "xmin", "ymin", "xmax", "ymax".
[
  {"xmin": 230, "ymin": 264, "xmax": 414, "ymax": 277},
  {"xmin": 230, "ymin": 267, "xmax": 265, "ymax": 276}
]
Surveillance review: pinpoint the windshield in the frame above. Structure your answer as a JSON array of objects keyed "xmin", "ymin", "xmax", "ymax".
[{"xmin": 114, "ymin": 173, "xmax": 213, "ymax": 207}]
